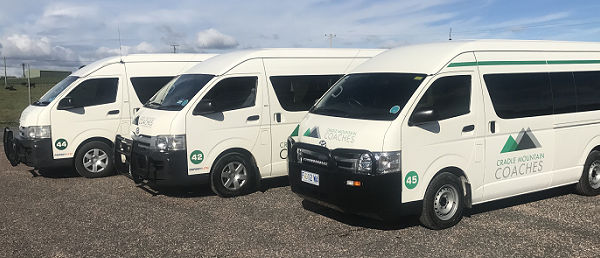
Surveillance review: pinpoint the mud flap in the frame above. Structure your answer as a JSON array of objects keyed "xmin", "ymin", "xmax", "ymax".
[{"xmin": 3, "ymin": 127, "xmax": 20, "ymax": 166}]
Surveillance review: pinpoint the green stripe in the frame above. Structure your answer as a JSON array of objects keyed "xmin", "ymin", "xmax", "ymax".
[{"xmin": 448, "ymin": 59, "xmax": 600, "ymax": 67}]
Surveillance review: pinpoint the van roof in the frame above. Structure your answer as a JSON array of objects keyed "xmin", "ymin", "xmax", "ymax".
[
  {"xmin": 351, "ymin": 39, "xmax": 600, "ymax": 75},
  {"xmin": 72, "ymin": 53, "xmax": 218, "ymax": 77},
  {"xmin": 184, "ymin": 48, "xmax": 385, "ymax": 76}
]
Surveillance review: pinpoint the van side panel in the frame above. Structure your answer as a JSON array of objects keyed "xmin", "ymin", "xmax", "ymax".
[
  {"xmin": 476, "ymin": 51, "xmax": 555, "ymax": 202},
  {"xmin": 50, "ymin": 63, "xmax": 125, "ymax": 159},
  {"xmin": 544, "ymin": 51, "xmax": 600, "ymax": 186}
]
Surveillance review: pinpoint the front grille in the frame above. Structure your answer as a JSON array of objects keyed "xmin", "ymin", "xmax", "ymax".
[
  {"xmin": 333, "ymin": 152, "xmax": 359, "ymax": 173},
  {"xmin": 298, "ymin": 148, "xmax": 329, "ymax": 169}
]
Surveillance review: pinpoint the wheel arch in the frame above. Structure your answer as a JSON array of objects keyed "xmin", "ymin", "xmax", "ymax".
[
  {"xmin": 74, "ymin": 137, "xmax": 114, "ymax": 158},
  {"xmin": 429, "ymin": 166, "xmax": 472, "ymax": 208}
]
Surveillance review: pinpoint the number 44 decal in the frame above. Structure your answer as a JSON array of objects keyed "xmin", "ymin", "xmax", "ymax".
[{"xmin": 55, "ymin": 139, "xmax": 68, "ymax": 150}]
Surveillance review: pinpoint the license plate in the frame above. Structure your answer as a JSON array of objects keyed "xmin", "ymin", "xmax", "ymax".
[{"xmin": 301, "ymin": 170, "xmax": 319, "ymax": 186}]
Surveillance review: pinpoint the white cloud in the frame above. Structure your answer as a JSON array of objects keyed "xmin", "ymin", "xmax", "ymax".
[
  {"xmin": 196, "ymin": 29, "xmax": 239, "ymax": 49},
  {"xmin": 95, "ymin": 41, "xmax": 158, "ymax": 57}
]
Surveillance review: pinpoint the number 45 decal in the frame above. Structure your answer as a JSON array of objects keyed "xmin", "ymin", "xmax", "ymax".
[
  {"xmin": 405, "ymin": 171, "xmax": 419, "ymax": 189},
  {"xmin": 55, "ymin": 139, "xmax": 68, "ymax": 150}
]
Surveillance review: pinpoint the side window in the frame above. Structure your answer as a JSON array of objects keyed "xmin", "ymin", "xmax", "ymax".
[
  {"xmin": 270, "ymin": 75, "xmax": 342, "ymax": 111},
  {"xmin": 550, "ymin": 72, "xmax": 577, "ymax": 114},
  {"xmin": 484, "ymin": 73, "xmax": 552, "ymax": 119},
  {"xmin": 574, "ymin": 71, "xmax": 600, "ymax": 112},
  {"xmin": 130, "ymin": 77, "xmax": 174, "ymax": 104},
  {"xmin": 67, "ymin": 78, "xmax": 118, "ymax": 107},
  {"xmin": 414, "ymin": 75, "xmax": 471, "ymax": 121},
  {"xmin": 202, "ymin": 77, "xmax": 257, "ymax": 112}
]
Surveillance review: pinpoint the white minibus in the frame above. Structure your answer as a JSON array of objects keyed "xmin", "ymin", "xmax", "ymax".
[
  {"xmin": 3, "ymin": 54, "xmax": 216, "ymax": 178},
  {"xmin": 115, "ymin": 48, "xmax": 384, "ymax": 197},
  {"xmin": 287, "ymin": 40, "xmax": 600, "ymax": 229}
]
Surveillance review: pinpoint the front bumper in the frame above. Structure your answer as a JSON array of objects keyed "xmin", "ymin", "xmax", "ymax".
[
  {"xmin": 117, "ymin": 134, "xmax": 208, "ymax": 186},
  {"xmin": 3, "ymin": 127, "xmax": 71, "ymax": 168},
  {"xmin": 288, "ymin": 141, "xmax": 420, "ymax": 220}
]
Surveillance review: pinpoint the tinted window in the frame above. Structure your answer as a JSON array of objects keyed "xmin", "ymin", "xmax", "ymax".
[
  {"xmin": 549, "ymin": 72, "xmax": 577, "ymax": 114},
  {"xmin": 270, "ymin": 75, "xmax": 341, "ymax": 111},
  {"xmin": 574, "ymin": 71, "xmax": 600, "ymax": 112},
  {"xmin": 311, "ymin": 73, "xmax": 426, "ymax": 121},
  {"xmin": 484, "ymin": 73, "xmax": 553, "ymax": 119},
  {"xmin": 202, "ymin": 77, "xmax": 257, "ymax": 112},
  {"xmin": 130, "ymin": 77, "xmax": 174, "ymax": 104},
  {"xmin": 414, "ymin": 75, "xmax": 471, "ymax": 121},
  {"xmin": 67, "ymin": 78, "xmax": 118, "ymax": 107}
]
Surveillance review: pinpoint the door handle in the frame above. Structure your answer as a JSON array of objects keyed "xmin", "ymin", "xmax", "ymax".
[
  {"xmin": 274, "ymin": 113, "xmax": 281, "ymax": 123},
  {"xmin": 489, "ymin": 121, "xmax": 496, "ymax": 134},
  {"xmin": 247, "ymin": 115, "xmax": 260, "ymax": 121},
  {"xmin": 108, "ymin": 110, "xmax": 120, "ymax": 115},
  {"xmin": 462, "ymin": 125, "xmax": 475, "ymax": 132}
]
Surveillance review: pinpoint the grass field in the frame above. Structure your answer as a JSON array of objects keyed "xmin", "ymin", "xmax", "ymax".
[{"xmin": 1, "ymin": 78, "xmax": 62, "ymax": 127}]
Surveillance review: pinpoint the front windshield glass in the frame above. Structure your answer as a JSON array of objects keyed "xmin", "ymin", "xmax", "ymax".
[
  {"xmin": 35, "ymin": 76, "xmax": 79, "ymax": 106},
  {"xmin": 145, "ymin": 74, "xmax": 215, "ymax": 111},
  {"xmin": 311, "ymin": 73, "xmax": 427, "ymax": 120}
]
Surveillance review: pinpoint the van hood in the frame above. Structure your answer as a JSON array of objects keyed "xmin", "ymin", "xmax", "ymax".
[
  {"xmin": 132, "ymin": 107, "xmax": 181, "ymax": 137},
  {"xmin": 19, "ymin": 105, "xmax": 47, "ymax": 127},
  {"xmin": 296, "ymin": 113, "xmax": 392, "ymax": 151}
]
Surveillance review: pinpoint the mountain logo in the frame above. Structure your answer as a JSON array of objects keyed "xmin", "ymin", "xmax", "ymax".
[
  {"xmin": 303, "ymin": 126, "xmax": 321, "ymax": 139},
  {"xmin": 290, "ymin": 125, "xmax": 300, "ymax": 137},
  {"xmin": 501, "ymin": 128, "xmax": 541, "ymax": 153}
]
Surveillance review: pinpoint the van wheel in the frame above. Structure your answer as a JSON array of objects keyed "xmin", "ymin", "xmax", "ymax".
[
  {"xmin": 74, "ymin": 141, "xmax": 114, "ymax": 178},
  {"xmin": 210, "ymin": 152, "xmax": 256, "ymax": 197},
  {"xmin": 420, "ymin": 172, "xmax": 464, "ymax": 230},
  {"xmin": 575, "ymin": 150, "xmax": 600, "ymax": 196}
]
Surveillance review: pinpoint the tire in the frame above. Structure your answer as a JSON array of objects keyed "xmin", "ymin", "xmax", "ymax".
[
  {"xmin": 210, "ymin": 152, "xmax": 256, "ymax": 197},
  {"xmin": 575, "ymin": 150, "xmax": 600, "ymax": 196},
  {"xmin": 420, "ymin": 172, "xmax": 464, "ymax": 230},
  {"xmin": 74, "ymin": 141, "xmax": 115, "ymax": 178}
]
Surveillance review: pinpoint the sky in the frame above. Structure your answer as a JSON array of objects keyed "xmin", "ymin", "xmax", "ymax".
[{"xmin": 2, "ymin": 0, "xmax": 600, "ymax": 77}]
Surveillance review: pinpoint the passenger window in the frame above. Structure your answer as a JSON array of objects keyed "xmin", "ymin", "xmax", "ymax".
[
  {"xmin": 574, "ymin": 71, "xmax": 600, "ymax": 112},
  {"xmin": 414, "ymin": 75, "xmax": 471, "ymax": 121},
  {"xmin": 130, "ymin": 77, "xmax": 174, "ymax": 104},
  {"xmin": 550, "ymin": 72, "xmax": 577, "ymax": 114},
  {"xmin": 202, "ymin": 77, "xmax": 257, "ymax": 112},
  {"xmin": 484, "ymin": 73, "xmax": 553, "ymax": 119},
  {"xmin": 270, "ymin": 75, "xmax": 341, "ymax": 111},
  {"xmin": 67, "ymin": 78, "xmax": 118, "ymax": 107}
]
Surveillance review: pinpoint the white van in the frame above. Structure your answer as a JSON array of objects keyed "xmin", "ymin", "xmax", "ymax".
[
  {"xmin": 287, "ymin": 40, "xmax": 600, "ymax": 229},
  {"xmin": 115, "ymin": 48, "xmax": 384, "ymax": 197},
  {"xmin": 3, "ymin": 53, "xmax": 217, "ymax": 178}
]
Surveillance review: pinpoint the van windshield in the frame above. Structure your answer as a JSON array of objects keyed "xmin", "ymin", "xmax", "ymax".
[
  {"xmin": 34, "ymin": 76, "xmax": 79, "ymax": 106},
  {"xmin": 310, "ymin": 73, "xmax": 426, "ymax": 120},
  {"xmin": 145, "ymin": 74, "xmax": 215, "ymax": 111}
]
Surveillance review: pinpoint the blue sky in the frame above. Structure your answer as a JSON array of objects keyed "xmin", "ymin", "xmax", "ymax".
[{"xmin": 1, "ymin": 0, "xmax": 600, "ymax": 76}]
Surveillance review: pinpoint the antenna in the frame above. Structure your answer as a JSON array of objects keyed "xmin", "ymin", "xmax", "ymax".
[
  {"xmin": 171, "ymin": 44, "xmax": 178, "ymax": 53},
  {"xmin": 449, "ymin": 28, "xmax": 452, "ymax": 41},
  {"xmin": 118, "ymin": 27, "xmax": 123, "ymax": 61}
]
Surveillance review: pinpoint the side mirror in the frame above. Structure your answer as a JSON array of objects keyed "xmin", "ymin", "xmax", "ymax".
[
  {"xmin": 193, "ymin": 99, "xmax": 217, "ymax": 115},
  {"xmin": 410, "ymin": 107, "xmax": 439, "ymax": 126},
  {"xmin": 57, "ymin": 97, "xmax": 76, "ymax": 110}
]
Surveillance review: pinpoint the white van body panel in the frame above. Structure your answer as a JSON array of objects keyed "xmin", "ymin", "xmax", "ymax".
[
  {"xmin": 287, "ymin": 40, "xmax": 600, "ymax": 225},
  {"xmin": 128, "ymin": 48, "xmax": 385, "ymax": 188}
]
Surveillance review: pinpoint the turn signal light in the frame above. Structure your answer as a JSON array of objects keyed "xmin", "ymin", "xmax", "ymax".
[{"xmin": 346, "ymin": 180, "xmax": 361, "ymax": 187}]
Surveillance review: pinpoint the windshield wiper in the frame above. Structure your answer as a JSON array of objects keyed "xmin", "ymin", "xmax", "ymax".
[
  {"xmin": 158, "ymin": 104, "xmax": 185, "ymax": 111},
  {"xmin": 144, "ymin": 102, "xmax": 162, "ymax": 108},
  {"xmin": 312, "ymin": 108, "xmax": 349, "ymax": 117}
]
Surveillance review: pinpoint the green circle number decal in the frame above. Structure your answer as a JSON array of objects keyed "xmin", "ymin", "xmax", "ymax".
[
  {"xmin": 190, "ymin": 150, "xmax": 204, "ymax": 164},
  {"xmin": 55, "ymin": 139, "xmax": 68, "ymax": 150},
  {"xmin": 405, "ymin": 171, "xmax": 419, "ymax": 189}
]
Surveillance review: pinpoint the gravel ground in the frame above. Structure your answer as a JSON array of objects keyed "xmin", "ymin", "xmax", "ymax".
[{"xmin": 0, "ymin": 145, "xmax": 599, "ymax": 258}]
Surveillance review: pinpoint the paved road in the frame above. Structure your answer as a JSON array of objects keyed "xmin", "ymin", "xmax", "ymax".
[{"xmin": 0, "ymin": 147, "xmax": 599, "ymax": 257}]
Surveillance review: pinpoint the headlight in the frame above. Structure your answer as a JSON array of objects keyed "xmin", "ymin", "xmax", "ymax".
[
  {"xmin": 357, "ymin": 151, "xmax": 401, "ymax": 174},
  {"xmin": 24, "ymin": 126, "xmax": 52, "ymax": 139},
  {"xmin": 155, "ymin": 135, "xmax": 186, "ymax": 151}
]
